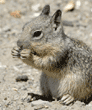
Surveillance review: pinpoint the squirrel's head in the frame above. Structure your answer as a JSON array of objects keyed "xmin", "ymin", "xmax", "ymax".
[{"xmin": 17, "ymin": 5, "xmax": 64, "ymax": 56}]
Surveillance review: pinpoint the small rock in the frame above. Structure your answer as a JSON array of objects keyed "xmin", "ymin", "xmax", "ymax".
[
  {"xmin": 31, "ymin": 99, "xmax": 51, "ymax": 107},
  {"xmin": 21, "ymin": 86, "xmax": 27, "ymax": 90},
  {"xmin": 76, "ymin": 0, "xmax": 81, "ymax": 9},
  {"xmin": 10, "ymin": 10, "xmax": 21, "ymax": 18},
  {"xmin": 89, "ymin": 101, "xmax": 92, "ymax": 105},
  {"xmin": 16, "ymin": 75, "xmax": 28, "ymax": 82},
  {"xmin": 86, "ymin": 101, "xmax": 92, "ymax": 107},
  {"xmin": 2, "ymin": 26, "xmax": 11, "ymax": 32},
  {"xmin": 33, "ymin": 13, "xmax": 40, "ymax": 17},
  {"xmin": 63, "ymin": 1, "xmax": 75, "ymax": 12},
  {"xmin": 34, "ymin": 104, "xmax": 49, "ymax": 110},
  {"xmin": 74, "ymin": 101, "xmax": 85, "ymax": 107},
  {"xmin": 12, "ymin": 88, "xmax": 18, "ymax": 91},
  {"xmin": 31, "ymin": 4, "xmax": 41, "ymax": 12},
  {"xmin": 0, "ymin": 62, "xmax": 6, "ymax": 69},
  {"xmin": 4, "ymin": 97, "xmax": 7, "ymax": 100},
  {"xmin": 0, "ymin": 0, "xmax": 5, "ymax": 4}
]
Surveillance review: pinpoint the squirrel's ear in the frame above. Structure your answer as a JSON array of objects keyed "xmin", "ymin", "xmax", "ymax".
[
  {"xmin": 51, "ymin": 10, "xmax": 62, "ymax": 31},
  {"xmin": 40, "ymin": 5, "xmax": 50, "ymax": 16}
]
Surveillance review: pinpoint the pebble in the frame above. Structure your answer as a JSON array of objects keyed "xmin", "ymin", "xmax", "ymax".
[
  {"xmin": 76, "ymin": 0, "xmax": 81, "ymax": 9},
  {"xmin": 31, "ymin": 99, "xmax": 51, "ymax": 107},
  {"xmin": 2, "ymin": 26, "xmax": 11, "ymax": 32},
  {"xmin": 33, "ymin": 13, "xmax": 40, "ymax": 17},
  {"xmin": 12, "ymin": 88, "xmax": 18, "ymax": 91},
  {"xmin": 63, "ymin": 1, "xmax": 75, "ymax": 12},
  {"xmin": 16, "ymin": 75, "xmax": 28, "ymax": 82},
  {"xmin": 4, "ymin": 97, "xmax": 7, "ymax": 100},
  {"xmin": 86, "ymin": 101, "xmax": 92, "ymax": 108},
  {"xmin": 21, "ymin": 86, "xmax": 27, "ymax": 90},
  {"xmin": 0, "ymin": 0, "xmax": 5, "ymax": 4},
  {"xmin": 74, "ymin": 101, "xmax": 85, "ymax": 107},
  {"xmin": 34, "ymin": 105, "xmax": 49, "ymax": 110},
  {"xmin": 0, "ymin": 62, "xmax": 7, "ymax": 69},
  {"xmin": 31, "ymin": 4, "xmax": 41, "ymax": 12},
  {"xmin": 89, "ymin": 101, "xmax": 92, "ymax": 105}
]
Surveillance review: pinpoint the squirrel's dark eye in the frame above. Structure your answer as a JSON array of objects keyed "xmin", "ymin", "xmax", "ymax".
[
  {"xmin": 33, "ymin": 30, "xmax": 43, "ymax": 39},
  {"xmin": 33, "ymin": 31, "xmax": 42, "ymax": 37}
]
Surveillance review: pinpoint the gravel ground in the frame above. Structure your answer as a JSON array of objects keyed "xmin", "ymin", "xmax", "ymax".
[{"xmin": 0, "ymin": 0, "xmax": 92, "ymax": 110}]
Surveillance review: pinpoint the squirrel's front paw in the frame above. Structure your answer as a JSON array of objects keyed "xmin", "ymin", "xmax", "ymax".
[
  {"xmin": 20, "ymin": 49, "xmax": 31, "ymax": 59},
  {"xmin": 11, "ymin": 47, "xmax": 21, "ymax": 58}
]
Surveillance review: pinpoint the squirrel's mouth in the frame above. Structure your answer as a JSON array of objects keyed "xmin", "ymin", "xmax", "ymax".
[
  {"xmin": 22, "ymin": 47, "xmax": 40, "ymax": 57},
  {"xmin": 31, "ymin": 51, "xmax": 38, "ymax": 56},
  {"xmin": 18, "ymin": 44, "xmax": 44, "ymax": 57}
]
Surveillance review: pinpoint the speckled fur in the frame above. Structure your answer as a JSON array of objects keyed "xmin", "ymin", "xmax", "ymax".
[{"xmin": 12, "ymin": 5, "xmax": 92, "ymax": 102}]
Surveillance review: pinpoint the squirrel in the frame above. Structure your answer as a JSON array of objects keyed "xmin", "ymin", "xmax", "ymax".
[{"xmin": 11, "ymin": 5, "xmax": 92, "ymax": 105}]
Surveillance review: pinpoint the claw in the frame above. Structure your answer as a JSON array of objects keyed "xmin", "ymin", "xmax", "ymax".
[
  {"xmin": 61, "ymin": 94, "xmax": 70, "ymax": 101},
  {"xmin": 65, "ymin": 98, "xmax": 74, "ymax": 105},
  {"xmin": 11, "ymin": 46, "xmax": 23, "ymax": 58},
  {"xmin": 11, "ymin": 47, "xmax": 21, "ymax": 58},
  {"xmin": 59, "ymin": 94, "xmax": 75, "ymax": 105}
]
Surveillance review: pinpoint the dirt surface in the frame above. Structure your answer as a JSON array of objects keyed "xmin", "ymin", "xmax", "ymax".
[{"xmin": 0, "ymin": 0, "xmax": 92, "ymax": 110}]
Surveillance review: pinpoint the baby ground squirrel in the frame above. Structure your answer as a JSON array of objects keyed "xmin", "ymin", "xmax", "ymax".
[{"xmin": 11, "ymin": 5, "xmax": 92, "ymax": 105}]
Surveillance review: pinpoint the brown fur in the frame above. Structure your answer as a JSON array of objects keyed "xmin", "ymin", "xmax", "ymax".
[{"xmin": 11, "ymin": 5, "xmax": 92, "ymax": 104}]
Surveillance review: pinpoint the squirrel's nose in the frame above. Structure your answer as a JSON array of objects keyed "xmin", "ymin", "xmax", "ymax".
[
  {"xmin": 17, "ymin": 39, "xmax": 23, "ymax": 47},
  {"xmin": 17, "ymin": 39, "xmax": 30, "ymax": 49}
]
